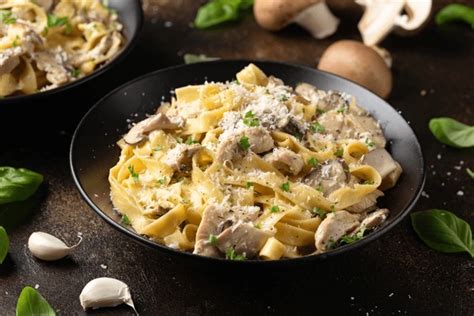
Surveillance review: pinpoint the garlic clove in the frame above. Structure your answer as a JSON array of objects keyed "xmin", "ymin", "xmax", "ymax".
[
  {"xmin": 28, "ymin": 232, "xmax": 82, "ymax": 261},
  {"xmin": 79, "ymin": 277, "xmax": 138, "ymax": 314}
]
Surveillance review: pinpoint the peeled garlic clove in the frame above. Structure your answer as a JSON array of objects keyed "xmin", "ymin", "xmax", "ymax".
[
  {"xmin": 79, "ymin": 277, "xmax": 137, "ymax": 314},
  {"xmin": 28, "ymin": 232, "xmax": 82, "ymax": 261}
]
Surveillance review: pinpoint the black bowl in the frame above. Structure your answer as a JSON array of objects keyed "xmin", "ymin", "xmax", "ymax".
[
  {"xmin": 70, "ymin": 60, "xmax": 425, "ymax": 265},
  {"xmin": 1, "ymin": 0, "xmax": 143, "ymax": 105}
]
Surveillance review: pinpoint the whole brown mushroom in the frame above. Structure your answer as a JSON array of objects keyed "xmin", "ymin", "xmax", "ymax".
[{"xmin": 318, "ymin": 40, "xmax": 392, "ymax": 99}]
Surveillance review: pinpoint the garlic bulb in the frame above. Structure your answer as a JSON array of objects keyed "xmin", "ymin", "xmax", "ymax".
[
  {"xmin": 79, "ymin": 277, "xmax": 137, "ymax": 314},
  {"xmin": 28, "ymin": 232, "xmax": 82, "ymax": 261}
]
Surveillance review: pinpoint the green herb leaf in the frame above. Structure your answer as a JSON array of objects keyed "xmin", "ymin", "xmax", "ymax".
[
  {"xmin": 310, "ymin": 122, "xmax": 325, "ymax": 133},
  {"xmin": 411, "ymin": 209, "xmax": 474, "ymax": 258},
  {"xmin": 246, "ymin": 181, "xmax": 253, "ymax": 189},
  {"xmin": 365, "ymin": 138, "xmax": 375, "ymax": 148},
  {"xmin": 70, "ymin": 68, "xmax": 81, "ymax": 78},
  {"xmin": 16, "ymin": 286, "xmax": 56, "ymax": 316},
  {"xmin": 308, "ymin": 157, "xmax": 319, "ymax": 168},
  {"xmin": 185, "ymin": 137, "xmax": 199, "ymax": 145},
  {"xmin": 279, "ymin": 95, "xmax": 288, "ymax": 102},
  {"xmin": 429, "ymin": 117, "xmax": 474, "ymax": 148},
  {"xmin": 243, "ymin": 111, "xmax": 260, "ymax": 127},
  {"xmin": 47, "ymin": 14, "xmax": 72, "ymax": 34},
  {"xmin": 334, "ymin": 148, "xmax": 344, "ymax": 158},
  {"xmin": 467, "ymin": 168, "xmax": 474, "ymax": 179},
  {"xmin": 0, "ymin": 226, "xmax": 9, "ymax": 264},
  {"xmin": 435, "ymin": 4, "xmax": 474, "ymax": 28},
  {"xmin": 311, "ymin": 207, "xmax": 326, "ymax": 219},
  {"xmin": 128, "ymin": 165, "xmax": 139, "ymax": 182},
  {"xmin": 0, "ymin": 10, "xmax": 16, "ymax": 24},
  {"xmin": 208, "ymin": 234, "xmax": 218, "ymax": 246},
  {"xmin": 183, "ymin": 53, "xmax": 219, "ymax": 64},
  {"xmin": 121, "ymin": 214, "xmax": 131, "ymax": 225},
  {"xmin": 225, "ymin": 247, "xmax": 246, "ymax": 260},
  {"xmin": 362, "ymin": 180, "xmax": 374, "ymax": 185},
  {"xmin": 280, "ymin": 182, "xmax": 290, "ymax": 192},
  {"xmin": 239, "ymin": 136, "xmax": 250, "ymax": 150},
  {"xmin": 195, "ymin": 0, "xmax": 252, "ymax": 29},
  {"xmin": 270, "ymin": 205, "xmax": 280, "ymax": 213},
  {"xmin": 340, "ymin": 228, "xmax": 365, "ymax": 245},
  {"xmin": 0, "ymin": 167, "xmax": 43, "ymax": 205}
]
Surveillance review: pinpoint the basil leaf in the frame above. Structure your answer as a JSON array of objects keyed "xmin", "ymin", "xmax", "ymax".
[
  {"xmin": 436, "ymin": 4, "xmax": 474, "ymax": 28},
  {"xmin": 428, "ymin": 117, "xmax": 474, "ymax": 148},
  {"xmin": 467, "ymin": 168, "xmax": 474, "ymax": 179},
  {"xmin": 0, "ymin": 226, "xmax": 9, "ymax": 264},
  {"xmin": 183, "ymin": 53, "xmax": 219, "ymax": 64},
  {"xmin": 16, "ymin": 287, "xmax": 56, "ymax": 316},
  {"xmin": 194, "ymin": 0, "xmax": 253, "ymax": 29},
  {"xmin": 0, "ymin": 167, "xmax": 43, "ymax": 205},
  {"xmin": 411, "ymin": 209, "xmax": 474, "ymax": 258}
]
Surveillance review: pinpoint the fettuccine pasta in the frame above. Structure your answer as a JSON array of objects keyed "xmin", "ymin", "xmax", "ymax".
[
  {"xmin": 109, "ymin": 64, "xmax": 403, "ymax": 260},
  {"xmin": 0, "ymin": 0, "xmax": 124, "ymax": 96}
]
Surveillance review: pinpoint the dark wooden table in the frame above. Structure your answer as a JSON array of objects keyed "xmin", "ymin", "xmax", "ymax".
[{"xmin": 1, "ymin": 0, "xmax": 473, "ymax": 315}]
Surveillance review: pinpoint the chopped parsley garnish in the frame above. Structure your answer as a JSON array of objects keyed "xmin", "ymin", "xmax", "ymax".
[
  {"xmin": 365, "ymin": 138, "xmax": 375, "ymax": 148},
  {"xmin": 128, "ymin": 165, "xmax": 139, "ymax": 182},
  {"xmin": 315, "ymin": 185, "xmax": 323, "ymax": 192},
  {"xmin": 12, "ymin": 36, "xmax": 19, "ymax": 48},
  {"xmin": 311, "ymin": 207, "xmax": 326, "ymax": 219},
  {"xmin": 254, "ymin": 223, "xmax": 261, "ymax": 229},
  {"xmin": 467, "ymin": 168, "xmax": 474, "ymax": 179},
  {"xmin": 208, "ymin": 234, "xmax": 218, "ymax": 246},
  {"xmin": 310, "ymin": 122, "xmax": 325, "ymax": 133},
  {"xmin": 279, "ymin": 95, "xmax": 289, "ymax": 102},
  {"xmin": 362, "ymin": 180, "xmax": 374, "ymax": 185},
  {"xmin": 232, "ymin": 79, "xmax": 240, "ymax": 85},
  {"xmin": 246, "ymin": 181, "xmax": 254, "ymax": 189},
  {"xmin": 121, "ymin": 214, "xmax": 131, "ymax": 225},
  {"xmin": 337, "ymin": 106, "xmax": 347, "ymax": 113},
  {"xmin": 334, "ymin": 148, "xmax": 344, "ymax": 158},
  {"xmin": 71, "ymin": 68, "xmax": 81, "ymax": 78},
  {"xmin": 176, "ymin": 137, "xmax": 184, "ymax": 143},
  {"xmin": 330, "ymin": 204, "xmax": 336, "ymax": 212},
  {"xmin": 0, "ymin": 10, "xmax": 16, "ymax": 24},
  {"xmin": 157, "ymin": 177, "xmax": 166, "ymax": 186},
  {"xmin": 243, "ymin": 111, "xmax": 259, "ymax": 127},
  {"xmin": 185, "ymin": 137, "xmax": 199, "ymax": 145},
  {"xmin": 340, "ymin": 228, "xmax": 366, "ymax": 245},
  {"xmin": 47, "ymin": 14, "xmax": 72, "ymax": 34},
  {"xmin": 225, "ymin": 247, "xmax": 246, "ymax": 261},
  {"xmin": 308, "ymin": 157, "xmax": 319, "ymax": 168},
  {"xmin": 153, "ymin": 145, "xmax": 162, "ymax": 151},
  {"xmin": 293, "ymin": 132, "xmax": 303, "ymax": 140},
  {"xmin": 281, "ymin": 182, "xmax": 290, "ymax": 192},
  {"xmin": 316, "ymin": 108, "xmax": 326, "ymax": 115},
  {"xmin": 270, "ymin": 205, "xmax": 280, "ymax": 213},
  {"xmin": 239, "ymin": 136, "xmax": 250, "ymax": 150}
]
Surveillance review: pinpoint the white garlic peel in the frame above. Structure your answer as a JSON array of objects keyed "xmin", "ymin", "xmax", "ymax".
[
  {"xmin": 28, "ymin": 232, "xmax": 82, "ymax": 261},
  {"xmin": 79, "ymin": 277, "xmax": 138, "ymax": 314}
]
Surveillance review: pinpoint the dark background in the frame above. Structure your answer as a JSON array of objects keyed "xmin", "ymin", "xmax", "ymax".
[{"xmin": 1, "ymin": 0, "xmax": 473, "ymax": 315}]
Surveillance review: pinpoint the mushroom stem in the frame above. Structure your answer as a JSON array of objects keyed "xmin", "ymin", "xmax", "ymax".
[{"xmin": 293, "ymin": 2, "xmax": 339, "ymax": 39}]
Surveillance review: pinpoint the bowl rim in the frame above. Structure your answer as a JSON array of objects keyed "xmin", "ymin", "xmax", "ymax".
[
  {"xmin": 70, "ymin": 59, "xmax": 426, "ymax": 265},
  {"xmin": 0, "ymin": 0, "xmax": 144, "ymax": 103}
]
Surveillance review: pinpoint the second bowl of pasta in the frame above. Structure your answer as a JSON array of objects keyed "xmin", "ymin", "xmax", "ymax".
[{"xmin": 70, "ymin": 60, "xmax": 425, "ymax": 263}]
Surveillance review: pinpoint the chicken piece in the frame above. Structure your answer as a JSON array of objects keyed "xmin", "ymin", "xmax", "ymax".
[
  {"xmin": 194, "ymin": 204, "xmax": 227, "ymax": 257},
  {"xmin": 32, "ymin": 49, "xmax": 70, "ymax": 86},
  {"xmin": 360, "ymin": 208, "xmax": 389, "ymax": 231},
  {"xmin": 216, "ymin": 127, "xmax": 274, "ymax": 163},
  {"xmin": 317, "ymin": 111, "xmax": 343, "ymax": 139},
  {"xmin": 193, "ymin": 205, "xmax": 262, "ymax": 258},
  {"xmin": 362, "ymin": 148, "xmax": 402, "ymax": 190},
  {"xmin": 0, "ymin": 47, "xmax": 22, "ymax": 76},
  {"xmin": 304, "ymin": 159, "xmax": 347, "ymax": 195},
  {"xmin": 346, "ymin": 190, "xmax": 384, "ymax": 213},
  {"xmin": 124, "ymin": 113, "xmax": 184, "ymax": 144},
  {"xmin": 216, "ymin": 222, "xmax": 269, "ymax": 258},
  {"xmin": 339, "ymin": 113, "xmax": 386, "ymax": 148},
  {"xmin": 163, "ymin": 143, "xmax": 202, "ymax": 172},
  {"xmin": 264, "ymin": 148, "xmax": 304, "ymax": 175},
  {"xmin": 315, "ymin": 210, "xmax": 360, "ymax": 251}
]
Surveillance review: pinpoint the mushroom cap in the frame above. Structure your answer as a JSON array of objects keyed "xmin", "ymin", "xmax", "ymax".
[
  {"xmin": 318, "ymin": 40, "xmax": 392, "ymax": 99},
  {"xmin": 254, "ymin": 0, "xmax": 321, "ymax": 31}
]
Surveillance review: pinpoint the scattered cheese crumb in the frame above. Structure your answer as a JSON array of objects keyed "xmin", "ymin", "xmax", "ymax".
[
  {"xmin": 420, "ymin": 89, "xmax": 427, "ymax": 96},
  {"xmin": 34, "ymin": 284, "xmax": 40, "ymax": 289},
  {"xmin": 437, "ymin": 154, "xmax": 441, "ymax": 160},
  {"xmin": 421, "ymin": 191, "xmax": 430, "ymax": 198},
  {"xmin": 100, "ymin": 264, "xmax": 107, "ymax": 269},
  {"xmin": 456, "ymin": 190, "xmax": 464, "ymax": 196},
  {"xmin": 388, "ymin": 292, "xmax": 394, "ymax": 297}
]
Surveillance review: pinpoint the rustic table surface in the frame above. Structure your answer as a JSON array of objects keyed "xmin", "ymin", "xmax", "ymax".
[{"xmin": 1, "ymin": 0, "xmax": 473, "ymax": 315}]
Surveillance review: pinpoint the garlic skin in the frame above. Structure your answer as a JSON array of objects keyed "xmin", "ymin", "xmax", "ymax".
[
  {"xmin": 79, "ymin": 277, "xmax": 137, "ymax": 314},
  {"xmin": 28, "ymin": 232, "xmax": 82, "ymax": 261}
]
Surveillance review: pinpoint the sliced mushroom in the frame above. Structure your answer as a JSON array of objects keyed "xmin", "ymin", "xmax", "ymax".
[
  {"xmin": 254, "ymin": 0, "xmax": 339, "ymax": 39},
  {"xmin": 264, "ymin": 148, "xmax": 304, "ymax": 175},
  {"xmin": 32, "ymin": 49, "xmax": 70, "ymax": 86},
  {"xmin": 216, "ymin": 127, "xmax": 274, "ymax": 163},
  {"xmin": 282, "ymin": 116, "xmax": 307, "ymax": 139},
  {"xmin": 216, "ymin": 222, "xmax": 269, "ymax": 258},
  {"xmin": 360, "ymin": 208, "xmax": 389, "ymax": 231},
  {"xmin": 304, "ymin": 159, "xmax": 347, "ymax": 195},
  {"xmin": 318, "ymin": 40, "xmax": 392, "ymax": 99},
  {"xmin": 362, "ymin": 148, "xmax": 402, "ymax": 190},
  {"xmin": 346, "ymin": 190, "xmax": 384, "ymax": 213},
  {"xmin": 123, "ymin": 113, "xmax": 184, "ymax": 145},
  {"xmin": 357, "ymin": 0, "xmax": 432, "ymax": 46},
  {"xmin": 163, "ymin": 143, "xmax": 202, "ymax": 172},
  {"xmin": 194, "ymin": 204, "xmax": 227, "ymax": 257},
  {"xmin": 0, "ymin": 47, "xmax": 21, "ymax": 76},
  {"xmin": 315, "ymin": 210, "xmax": 360, "ymax": 251}
]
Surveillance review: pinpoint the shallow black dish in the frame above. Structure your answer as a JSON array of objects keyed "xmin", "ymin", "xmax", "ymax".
[
  {"xmin": 1, "ymin": 0, "xmax": 143, "ymax": 105},
  {"xmin": 70, "ymin": 60, "xmax": 425, "ymax": 264}
]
